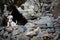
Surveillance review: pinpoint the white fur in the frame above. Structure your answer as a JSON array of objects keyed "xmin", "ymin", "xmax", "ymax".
[
  {"xmin": 7, "ymin": 15, "xmax": 16, "ymax": 27},
  {"xmin": 7, "ymin": 21, "xmax": 16, "ymax": 27}
]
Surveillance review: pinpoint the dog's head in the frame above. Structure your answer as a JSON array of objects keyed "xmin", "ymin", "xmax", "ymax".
[{"xmin": 7, "ymin": 15, "xmax": 13, "ymax": 22}]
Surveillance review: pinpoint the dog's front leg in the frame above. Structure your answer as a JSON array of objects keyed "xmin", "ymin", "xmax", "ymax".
[{"xmin": 7, "ymin": 22, "xmax": 9, "ymax": 27}]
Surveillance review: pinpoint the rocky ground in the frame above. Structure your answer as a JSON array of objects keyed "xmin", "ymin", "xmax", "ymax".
[
  {"xmin": 0, "ymin": 0, "xmax": 60, "ymax": 40},
  {"xmin": 0, "ymin": 23, "xmax": 60, "ymax": 40}
]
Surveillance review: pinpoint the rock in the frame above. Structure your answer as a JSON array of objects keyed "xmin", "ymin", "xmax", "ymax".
[
  {"xmin": 12, "ymin": 25, "xmax": 18, "ymax": 30},
  {"xmin": 25, "ymin": 23, "xmax": 36, "ymax": 28},
  {"xmin": 34, "ymin": 27, "xmax": 39, "ymax": 32},
  {"xmin": 47, "ymin": 21, "xmax": 53, "ymax": 27},
  {"xmin": 3, "ymin": 31, "xmax": 8, "ymax": 38},
  {"xmin": 3, "ymin": 4, "xmax": 9, "ymax": 17},
  {"xmin": 4, "ymin": 38, "xmax": 10, "ymax": 40},
  {"xmin": 11, "ymin": 35, "xmax": 17, "ymax": 40},
  {"xmin": 40, "ymin": 33, "xmax": 53, "ymax": 40},
  {"xmin": 46, "ymin": 13, "xmax": 53, "ymax": 17},
  {"xmin": 37, "ymin": 32, "xmax": 43, "ymax": 37},
  {"xmin": 0, "ymin": 37, "xmax": 4, "ymax": 40},
  {"xmin": 26, "ymin": 31, "xmax": 36, "ymax": 37},
  {"xmin": 25, "ymin": 27, "xmax": 39, "ymax": 36},
  {"xmin": 31, "ymin": 37, "xmax": 40, "ymax": 40},
  {"xmin": 0, "ymin": 30, "xmax": 4, "ymax": 36},
  {"xmin": 37, "ymin": 28, "xmax": 43, "ymax": 37},
  {"xmin": 12, "ymin": 30, "xmax": 19, "ymax": 35},
  {"xmin": 16, "ymin": 34, "xmax": 30, "ymax": 40},
  {"xmin": 34, "ymin": 16, "xmax": 53, "ymax": 27},
  {"xmin": 41, "ymin": 31, "xmax": 48, "ymax": 37},
  {"xmin": 25, "ymin": 25, "xmax": 39, "ymax": 37},
  {"xmin": 17, "ymin": 0, "xmax": 41, "ymax": 19},
  {"xmin": 46, "ymin": 28, "xmax": 52, "ymax": 33},
  {"xmin": 42, "ymin": 0, "xmax": 52, "ymax": 4},
  {"xmin": 54, "ymin": 34, "xmax": 59, "ymax": 40},
  {"xmin": 18, "ymin": 26, "xmax": 26, "ymax": 33},
  {"xmin": 6, "ymin": 27, "xmax": 13, "ymax": 32}
]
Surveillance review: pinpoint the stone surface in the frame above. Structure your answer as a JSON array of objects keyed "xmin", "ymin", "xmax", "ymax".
[
  {"xmin": 16, "ymin": 34, "xmax": 30, "ymax": 40},
  {"xmin": 17, "ymin": 0, "xmax": 41, "ymax": 19},
  {"xmin": 31, "ymin": 37, "xmax": 40, "ymax": 40},
  {"xmin": 25, "ymin": 23, "xmax": 36, "ymax": 28},
  {"xmin": 12, "ymin": 30, "xmax": 19, "ymax": 35},
  {"xmin": 18, "ymin": 26, "xmax": 26, "ymax": 33},
  {"xmin": 34, "ymin": 16, "xmax": 53, "ymax": 27}
]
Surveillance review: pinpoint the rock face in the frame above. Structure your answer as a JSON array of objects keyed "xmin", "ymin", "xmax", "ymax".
[{"xmin": 18, "ymin": 0, "xmax": 41, "ymax": 19}]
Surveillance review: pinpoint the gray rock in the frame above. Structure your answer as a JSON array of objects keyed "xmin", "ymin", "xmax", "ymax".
[
  {"xmin": 16, "ymin": 34, "xmax": 30, "ymax": 40},
  {"xmin": 3, "ymin": 31, "xmax": 9, "ymax": 38},
  {"xmin": 12, "ymin": 30, "xmax": 19, "ymax": 35},
  {"xmin": 11, "ymin": 35, "xmax": 17, "ymax": 40},
  {"xmin": 37, "ymin": 31, "xmax": 43, "ymax": 37},
  {"xmin": 42, "ymin": 0, "xmax": 52, "ymax": 3},
  {"xmin": 17, "ymin": 0, "xmax": 41, "ymax": 19},
  {"xmin": 18, "ymin": 26, "xmax": 26, "ymax": 33},
  {"xmin": 31, "ymin": 37, "xmax": 40, "ymax": 40},
  {"xmin": 0, "ymin": 30, "xmax": 4, "ymax": 35},
  {"xmin": 4, "ymin": 38, "xmax": 10, "ymax": 40},
  {"xmin": 0, "ymin": 37, "xmax": 4, "ymax": 40},
  {"xmin": 34, "ymin": 16, "xmax": 53, "ymax": 27},
  {"xmin": 6, "ymin": 27, "xmax": 13, "ymax": 32}
]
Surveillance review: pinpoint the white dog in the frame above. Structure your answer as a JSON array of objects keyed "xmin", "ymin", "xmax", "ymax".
[{"xmin": 7, "ymin": 15, "xmax": 16, "ymax": 27}]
